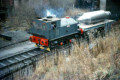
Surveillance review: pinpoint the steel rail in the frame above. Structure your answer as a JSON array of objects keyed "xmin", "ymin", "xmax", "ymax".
[
  {"xmin": 0, "ymin": 44, "xmax": 72, "ymax": 79},
  {"xmin": 0, "ymin": 48, "xmax": 46, "ymax": 79}
]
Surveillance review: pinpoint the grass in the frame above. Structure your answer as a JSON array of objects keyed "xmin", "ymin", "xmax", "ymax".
[
  {"xmin": 17, "ymin": 25, "xmax": 120, "ymax": 80},
  {"xmin": 64, "ymin": 8, "xmax": 89, "ymax": 17}
]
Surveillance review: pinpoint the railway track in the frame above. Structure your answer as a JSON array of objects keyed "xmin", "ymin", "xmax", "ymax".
[
  {"xmin": 0, "ymin": 37, "xmax": 98, "ymax": 80},
  {"xmin": 0, "ymin": 43, "xmax": 72, "ymax": 79},
  {"xmin": 0, "ymin": 31, "xmax": 31, "ymax": 49},
  {"xmin": 0, "ymin": 47, "xmax": 48, "ymax": 79}
]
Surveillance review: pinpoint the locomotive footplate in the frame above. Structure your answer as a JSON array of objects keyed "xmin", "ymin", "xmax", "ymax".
[{"xmin": 35, "ymin": 44, "xmax": 50, "ymax": 52}]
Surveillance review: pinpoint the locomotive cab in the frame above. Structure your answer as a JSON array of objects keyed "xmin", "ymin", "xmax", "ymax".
[{"xmin": 29, "ymin": 17, "xmax": 61, "ymax": 48}]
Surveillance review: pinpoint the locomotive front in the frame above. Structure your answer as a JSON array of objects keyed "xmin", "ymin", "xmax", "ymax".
[{"xmin": 29, "ymin": 17, "xmax": 61, "ymax": 50}]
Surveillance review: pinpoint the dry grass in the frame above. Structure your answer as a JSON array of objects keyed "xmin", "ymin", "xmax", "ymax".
[
  {"xmin": 64, "ymin": 8, "xmax": 89, "ymax": 17},
  {"xmin": 4, "ymin": 3, "xmax": 36, "ymax": 31},
  {"xmin": 18, "ymin": 25, "xmax": 120, "ymax": 80}
]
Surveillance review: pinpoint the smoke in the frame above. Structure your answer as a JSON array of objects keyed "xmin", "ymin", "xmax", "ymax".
[
  {"xmin": 46, "ymin": 10, "xmax": 56, "ymax": 17},
  {"xmin": 29, "ymin": 0, "xmax": 75, "ymax": 17},
  {"xmin": 46, "ymin": 8, "xmax": 64, "ymax": 17}
]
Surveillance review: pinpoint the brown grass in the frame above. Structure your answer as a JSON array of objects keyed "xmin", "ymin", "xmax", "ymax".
[
  {"xmin": 64, "ymin": 8, "xmax": 89, "ymax": 17},
  {"xmin": 18, "ymin": 25, "xmax": 120, "ymax": 80},
  {"xmin": 4, "ymin": 3, "xmax": 36, "ymax": 31}
]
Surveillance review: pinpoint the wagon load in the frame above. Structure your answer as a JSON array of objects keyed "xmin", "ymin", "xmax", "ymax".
[{"xmin": 77, "ymin": 10, "xmax": 111, "ymax": 24}]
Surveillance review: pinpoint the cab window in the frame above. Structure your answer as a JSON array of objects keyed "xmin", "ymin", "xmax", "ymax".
[
  {"xmin": 33, "ymin": 21, "xmax": 47, "ymax": 31},
  {"xmin": 33, "ymin": 21, "xmax": 39, "ymax": 29},
  {"xmin": 42, "ymin": 24, "xmax": 47, "ymax": 31}
]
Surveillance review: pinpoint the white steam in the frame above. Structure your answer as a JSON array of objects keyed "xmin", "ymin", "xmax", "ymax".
[{"xmin": 46, "ymin": 10, "xmax": 56, "ymax": 17}]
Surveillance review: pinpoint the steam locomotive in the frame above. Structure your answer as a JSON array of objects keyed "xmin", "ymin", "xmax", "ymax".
[{"xmin": 29, "ymin": 10, "xmax": 114, "ymax": 51}]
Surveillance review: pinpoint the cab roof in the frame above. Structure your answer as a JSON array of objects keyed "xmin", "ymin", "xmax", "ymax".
[
  {"xmin": 38, "ymin": 17, "xmax": 60, "ymax": 22},
  {"xmin": 61, "ymin": 17, "xmax": 77, "ymax": 27}
]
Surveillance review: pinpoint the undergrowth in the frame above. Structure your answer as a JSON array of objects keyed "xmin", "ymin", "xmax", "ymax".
[{"xmin": 17, "ymin": 25, "xmax": 120, "ymax": 80}]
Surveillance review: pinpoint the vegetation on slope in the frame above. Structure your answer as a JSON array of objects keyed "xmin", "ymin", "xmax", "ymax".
[{"xmin": 19, "ymin": 25, "xmax": 120, "ymax": 80}]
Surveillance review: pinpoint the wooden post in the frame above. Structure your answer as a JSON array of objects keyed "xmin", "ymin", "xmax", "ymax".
[
  {"xmin": 56, "ymin": 49, "xmax": 59, "ymax": 65},
  {"xmin": 44, "ymin": 53, "xmax": 47, "ymax": 67},
  {"xmin": 54, "ymin": 48, "xmax": 59, "ymax": 65},
  {"xmin": 67, "ymin": 42, "xmax": 71, "ymax": 55},
  {"xmin": 69, "ymin": 43, "xmax": 71, "ymax": 55}
]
